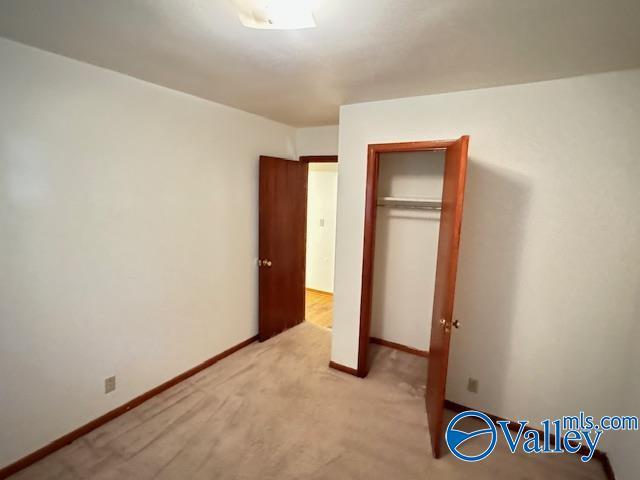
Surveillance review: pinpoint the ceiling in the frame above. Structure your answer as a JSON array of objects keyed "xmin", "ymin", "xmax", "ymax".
[{"xmin": 1, "ymin": 0, "xmax": 639, "ymax": 126}]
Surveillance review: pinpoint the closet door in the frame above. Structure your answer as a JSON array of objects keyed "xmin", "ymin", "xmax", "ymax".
[
  {"xmin": 258, "ymin": 156, "xmax": 308, "ymax": 341},
  {"xmin": 426, "ymin": 136, "xmax": 469, "ymax": 458}
]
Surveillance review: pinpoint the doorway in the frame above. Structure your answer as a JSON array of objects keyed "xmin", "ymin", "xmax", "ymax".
[
  {"xmin": 257, "ymin": 154, "xmax": 337, "ymax": 340},
  {"xmin": 370, "ymin": 150, "xmax": 443, "ymax": 353},
  {"xmin": 303, "ymin": 156, "xmax": 338, "ymax": 330},
  {"xmin": 358, "ymin": 137, "xmax": 469, "ymax": 458}
]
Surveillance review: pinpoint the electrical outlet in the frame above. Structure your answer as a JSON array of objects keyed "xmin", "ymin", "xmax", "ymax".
[
  {"xmin": 319, "ymin": 218, "xmax": 325, "ymax": 227},
  {"xmin": 467, "ymin": 377, "xmax": 479, "ymax": 394},
  {"xmin": 105, "ymin": 376, "xmax": 116, "ymax": 394}
]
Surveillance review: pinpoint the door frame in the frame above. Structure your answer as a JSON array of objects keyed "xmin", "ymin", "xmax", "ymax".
[
  {"xmin": 300, "ymin": 155, "xmax": 338, "ymax": 163},
  {"xmin": 356, "ymin": 139, "xmax": 459, "ymax": 378},
  {"xmin": 299, "ymin": 154, "xmax": 338, "ymax": 318}
]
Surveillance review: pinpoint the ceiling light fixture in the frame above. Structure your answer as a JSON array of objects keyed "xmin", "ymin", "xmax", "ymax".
[{"xmin": 234, "ymin": 0, "xmax": 316, "ymax": 30}]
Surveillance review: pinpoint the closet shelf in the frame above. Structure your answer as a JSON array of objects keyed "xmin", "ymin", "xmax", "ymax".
[{"xmin": 376, "ymin": 197, "xmax": 442, "ymax": 211}]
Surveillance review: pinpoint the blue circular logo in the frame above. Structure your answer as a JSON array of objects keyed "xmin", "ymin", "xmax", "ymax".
[{"xmin": 445, "ymin": 411, "xmax": 497, "ymax": 462}]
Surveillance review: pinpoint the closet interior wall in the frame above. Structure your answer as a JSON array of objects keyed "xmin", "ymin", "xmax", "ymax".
[{"xmin": 371, "ymin": 151, "xmax": 445, "ymax": 351}]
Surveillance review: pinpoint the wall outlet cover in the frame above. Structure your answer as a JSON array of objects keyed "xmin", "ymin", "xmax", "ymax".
[
  {"xmin": 105, "ymin": 376, "xmax": 116, "ymax": 394},
  {"xmin": 467, "ymin": 377, "xmax": 479, "ymax": 394}
]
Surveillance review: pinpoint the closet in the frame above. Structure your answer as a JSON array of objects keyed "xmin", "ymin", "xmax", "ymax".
[
  {"xmin": 370, "ymin": 151, "xmax": 444, "ymax": 354},
  {"xmin": 357, "ymin": 137, "xmax": 469, "ymax": 459}
]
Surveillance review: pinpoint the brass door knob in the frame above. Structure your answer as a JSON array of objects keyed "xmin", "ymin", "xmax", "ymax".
[{"xmin": 440, "ymin": 318, "xmax": 450, "ymax": 333}]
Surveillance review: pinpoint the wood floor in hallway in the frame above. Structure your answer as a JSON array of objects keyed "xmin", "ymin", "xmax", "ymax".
[{"xmin": 305, "ymin": 288, "xmax": 333, "ymax": 329}]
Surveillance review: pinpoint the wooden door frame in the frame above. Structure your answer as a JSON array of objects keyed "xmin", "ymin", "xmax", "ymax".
[
  {"xmin": 356, "ymin": 139, "xmax": 458, "ymax": 378},
  {"xmin": 299, "ymin": 153, "xmax": 338, "ymax": 322},
  {"xmin": 300, "ymin": 155, "xmax": 338, "ymax": 163}
]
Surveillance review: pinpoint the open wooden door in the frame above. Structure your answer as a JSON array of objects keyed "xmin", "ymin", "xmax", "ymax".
[
  {"xmin": 258, "ymin": 156, "xmax": 308, "ymax": 341},
  {"xmin": 426, "ymin": 136, "xmax": 469, "ymax": 458}
]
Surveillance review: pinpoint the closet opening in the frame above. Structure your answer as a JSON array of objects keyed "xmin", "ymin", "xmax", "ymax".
[
  {"xmin": 302, "ymin": 155, "xmax": 338, "ymax": 330},
  {"xmin": 357, "ymin": 137, "xmax": 469, "ymax": 458},
  {"xmin": 369, "ymin": 150, "xmax": 443, "ymax": 359}
]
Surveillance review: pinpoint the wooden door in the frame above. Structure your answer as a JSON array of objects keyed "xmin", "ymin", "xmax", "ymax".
[
  {"xmin": 258, "ymin": 156, "xmax": 308, "ymax": 341},
  {"xmin": 426, "ymin": 136, "xmax": 469, "ymax": 458}
]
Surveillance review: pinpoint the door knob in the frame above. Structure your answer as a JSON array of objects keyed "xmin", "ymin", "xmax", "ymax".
[
  {"xmin": 440, "ymin": 318, "xmax": 459, "ymax": 333},
  {"xmin": 265, "ymin": 260, "xmax": 272, "ymax": 267},
  {"xmin": 440, "ymin": 317, "xmax": 450, "ymax": 333},
  {"xmin": 257, "ymin": 259, "xmax": 263, "ymax": 267}
]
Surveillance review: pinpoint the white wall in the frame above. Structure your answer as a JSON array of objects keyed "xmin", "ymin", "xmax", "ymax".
[
  {"xmin": 296, "ymin": 125, "xmax": 339, "ymax": 157},
  {"xmin": 306, "ymin": 163, "xmax": 338, "ymax": 293},
  {"xmin": 331, "ymin": 69, "xmax": 640, "ymax": 458},
  {"xmin": 0, "ymin": 38, "xmax": 296, "ymax": 467},
  {"xmin": 607, "ymin": 305, "xmax": 640, "ymax": 479},
  {"xmin": 371, "ymin": 151, "xmax": 443, "ymax": 350}
]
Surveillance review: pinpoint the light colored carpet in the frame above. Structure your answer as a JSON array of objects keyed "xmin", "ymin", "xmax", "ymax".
[{"xmin": 11, "ymin": 322, "xmax": 605, "ymax": 479}]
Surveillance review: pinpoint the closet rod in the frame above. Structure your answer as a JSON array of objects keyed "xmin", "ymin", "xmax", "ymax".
[{"xmin": 376, "ymin": 197, "xmax": 442, "ymax": 211}]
